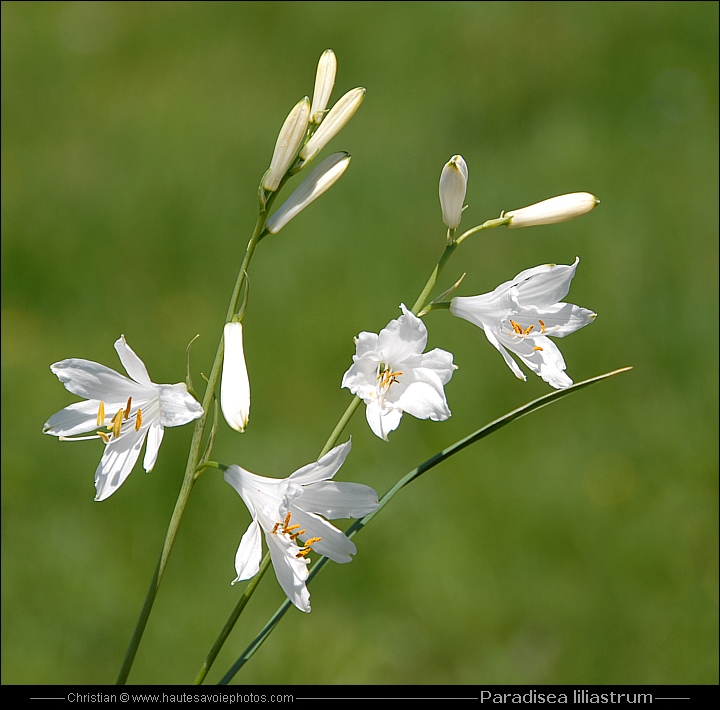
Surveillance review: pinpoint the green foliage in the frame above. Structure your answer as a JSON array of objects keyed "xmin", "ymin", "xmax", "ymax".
[{"xmin": 2, "ymin": 1, "xmax": 717, "ymax": 684}]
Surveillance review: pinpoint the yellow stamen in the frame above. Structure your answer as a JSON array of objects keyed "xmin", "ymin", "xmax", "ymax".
[
  {"xmin": 533, "ymin": 346, "xmax": 544, "ymax": 351},
  {"xmin": 285, "ymin": 524, "xmax": 301, "ymax": 533},
  {"xmin": 283, "ymin": 512, "xmax": 292, "ymax": 528},
  {"xmin": 289, "ymin": 529, "xmax": 307, "ymax": 541},
  {"xmin": 96, "ymin": 401, "xmax": 105, "ymax": 426},
  {"xmin": 304, "ymin": 537, "xmax": 322, "ymax": 547},
  {"xmin": 109, "ymin": 409, "xmax": 124, "ymax": 438},
  {"xmin": 510, "ymin": 319, "xmax": 523, "ymax": 335},
  {"xmin": 97, "ymin": 431, "xmax": 111, "ymax": 444},
  {"xmin": 539, "ymin": 319, "xmax": 546, "ymax": 334},
  {"xmin": 272, "ymin": 522, "xmax": 281, "ymax": 534},
  {"xmin": 296, "ymin": 549, "xmax": 312, "ymax": 558},
  {"xmin": 523, "ymin": 325, "xmax": 534, "ymax": 335},
  {"xmin": 124, "ymin": 397, "xmax": 132, "ymax": 420},
  {"xmin": 135, "ymin": 408, "xmax": 143, "ymax": 431}
]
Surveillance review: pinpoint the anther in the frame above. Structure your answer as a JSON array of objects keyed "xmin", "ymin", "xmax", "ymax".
[
  {"xmin": 304, "ymin": 537, "xmax": 322, "ymax": 547},
  {"xmin": 109, "ymin": 409, "xmax": 124, "ymax": 438},
  {"xmin": 510, "ymin": 319, "xmax": 523, "ymax": 335},
  {"xmin": 283, "ymin": 512, "xmax": 292, "ymax": 528},
  {"xmin": 97, "ymin": 401, "xmax": 105, "ymax": 426},
  {"xmin": 124, "ymin": 397, "xmax": 132, "ymax": 419},
  {"xmin": 533, "ymin": 346, "xmax": 544, "ymax": 351},
  {"xmin": 285, "ymin": 524, "xmax": 301, "ymax": 533},
  {"xmin": 539, "ymin": 319, "xmax": 546, "ymax": 334},
  {"xmin": 135, "ymin": 408, "xmax": 143, "ymax": 431},
  {"xmin": 289, "ymin": 529, "xmax": 306, "ymax": 541},
  {"xmin": 523, "ymin": 325, "xmax": 534, "ymax": 335},
  {"xmin": 97, "ymin": 431, "xmax": 111, "ymax": 444},
  {"xmin": 272, "ymin": 522, "xmax": 281, "ymax": 534}
]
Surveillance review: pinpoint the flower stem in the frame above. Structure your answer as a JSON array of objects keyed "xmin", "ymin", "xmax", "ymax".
[{"xmin": 115, "ymin": 209, "xmax": 269, "ymax": 685}]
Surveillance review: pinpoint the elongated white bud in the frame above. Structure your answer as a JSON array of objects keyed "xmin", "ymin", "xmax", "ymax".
[
  {"xmin": 266, "ymin": 152, "xmax": 351, "ymax": 234},
  {"xmin": 221, "ymin": 322, "xmax": 250, "ymax": 433},
  {"xmin": 310, "ymin": 49, "xmax": 337, "ymax": 124},
  {"xmin": 263, "ymin": 97, "xmax": 311, "ymax": 192},
  {"xmin": 439, "ymin": 155, "xmax": 468, "ymax": 229},
  {"xmin": 506, "ymin": 192, "xmax": 600, "ymax": 228},
  {"xmin": 299, "ymin": 88, "xmax": 365, "ymax": 160}
]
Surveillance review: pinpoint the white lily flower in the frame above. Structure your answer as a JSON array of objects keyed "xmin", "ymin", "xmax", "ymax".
[
  {"xmin": 266, "ymin": 152, "xmax": 351, "ymax": 234},
  {"xmin": 505, "ymin": 192, "xmax": 599, "ymax": 228},
  {"xmin": 224, "ymin": 440, "xmax": 379, "ymax": 613},
  {"xmin": 43, "ymin": 336, "xmax": 203, "ymax": 501},
  {"xmin": 450, "ymin": 258, "xmax": 596, "ymax": 389},
  {"xmin": 263, "ymin": 97, "xmax": 311, "ymax": 193},
  {"xmin": 439, "ymin": 154, "xmax": 468, "ymax": 230},
  {"xmin": 310, "ymin": 49, "xmax": 337, "ymax": 123},
  {"xmin": 299, "ymin": 87, "xmax": 365, "ymax": 161},
  {"xmin": 341, "ymin": 304, "xmax": 457, "ymax": 440},
  {"xmin": 221, "ymin": 322, "xmax": 250, "ymax": 432}
]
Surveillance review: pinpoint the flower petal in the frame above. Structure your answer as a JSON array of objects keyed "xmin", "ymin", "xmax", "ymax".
[
  {"xmin": 289, "ymin": 440, "xmax": 352, "ymax": 485},
  {"xmin": 365, "ymin": 399, "xmax": 403, "ymax": 441},
  {"xmin": 265, "ymin": 528, "xmax": 311, "ymax": 612},
  {"xmin": 526, "ymin": 302, "xmax": 597, "ymax": 338},
  {"xmin": 376, "ymin": 305, "xmax": 427, "ymax": 363},
  {"xmin": 516, "ymin": 337, "xmax": 573, "ymax": 390},
  {"xmin": 50, "ymin": 358, "xmax": 147, "ymax": 402},
  {"xmin": 483, "ymin": 327, "xmax": 527, "ymax": 382},
  {"xmin": 94, "ymin": 426, "xmax": 147, "ymax": 501},
  {"xmin": 157, "ymin": 383, "xmax": 203, "ymax": 427},
  {"xmin": 290, "ymin": 508, "xmax": 357, "ymax": 564},
  {"xmin": 397, "ymin": 380, "xmax": 451, "ymax": 421},
  {"xmin": 512, "ymin": 258, "xmax": 580, "ymax": 310},
  {"xmin": 142, "ymin": 421, "xmax": 164, "ymax": 472},
  {"xmin": 232, "ymin": 518, "xmax": 263, "ymax": 583},
  {"xmin": 295, "ymin": 480, "xmax": 379, "ymax": 519},
  {"xmin": 114, "ymin": 336, "xmax": 152, "ymax": 385},
  {"xmin": 43, "ymin": 400, "xmax": 103, "ymax": 437}
]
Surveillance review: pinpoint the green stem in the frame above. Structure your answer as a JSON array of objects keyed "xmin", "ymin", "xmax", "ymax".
[
  {"xmin": 218, "ymin": 366, "xmax": 632, "ymax": 683},
  {"xmin": 115, "ymin": 210, "xmax": 269, "ymax": 685}
]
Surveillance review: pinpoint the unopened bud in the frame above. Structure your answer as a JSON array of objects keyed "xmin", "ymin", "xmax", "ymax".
[
  {"xmin": 439, "ymin": 155, "xmax": 468, "ymax": 230},
  {"xmin": 266, "ymin": 152, "xmax": 351, "ymax": 234},
  {"xmin": 310, "ymin": 49, "xmax": 337, "ymax": 124},
  {"xmin": 506, "ymin": 192, "xmax": 599, "ymax": 228},
  {"xmin": 221, "ymin": 322, "xmax": 250, "ymax": 432},
  {"xmin": 263, "ymin": 98, "xmax": 311, "ymax": 192},
  {"xmin": 299, "ymin": 88, "xmax": 365, "ymax": 160}
]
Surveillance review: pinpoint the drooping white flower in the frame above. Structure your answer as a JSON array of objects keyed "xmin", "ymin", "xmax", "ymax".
[
  {"xmin": 224, "ymin": 440, "xmax": 379, "ymax": 613},
  {"xmin": 43, "ymin": 336, "xmax": 203, "ymax": 501},
  {"xmin": 341, "ymin": 304, "xmax": 457, "ymax": 440},
  {"xmin": 439, "ymin": 154, "xmax": 468, "ymax": 230},
  {"xmin": 450, "ymin": 258, "xmax": 596, "ymax": 389},
  {"xmin": 221, "ymin": 322, "xmax": 250, "ymax": 432},
  {"xmin": 266, "ymin": 152, "xmax": 351, "ymax": 234},
  {"xmin": 505, "ymin": 192, "xmax": 599, "ymax": 228},
  {"xmin": 263, "ymin": 97, "xmax": 311, "ymax": 193}
]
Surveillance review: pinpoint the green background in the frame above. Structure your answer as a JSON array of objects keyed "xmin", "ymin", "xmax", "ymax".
[{"xmin": 2, "ymin": 1, "xmax": 717, "ymax": 685}]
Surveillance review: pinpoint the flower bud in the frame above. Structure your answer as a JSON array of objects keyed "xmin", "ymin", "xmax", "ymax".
[
  {"xmin": 266, "ymin": 152, "xmax": 351, "ymax": 234},
  {"xmin": 506, "ymin": 192, "xmax": 600, "ymax": 228},
  {"xmin": 310, "ymin": 49, "xmax": 337, "ymax": 124},
  {"xmin": 221, "ymin": 322, "xmax": 250, "ymax": 432},
  {"xmin": 263, "ymin": 97, "xmax": 311, "ymax": 192},
  {"xmin": 439, "ymin": 155, "xmax": 468, "ymax": 229},
  {"xmin": 299, "ymin": 88, "xmax": 365, "ymax": 160}
]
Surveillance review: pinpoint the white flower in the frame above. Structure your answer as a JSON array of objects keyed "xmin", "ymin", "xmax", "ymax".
[
  {"xmin": 224, "ymin": 440, "xmax": 379, "ymax": 613},
  {"xmin": 266, "ymin": 152, "xmax": 351, "ymax": 234},
  {"xmin": 43, "ymin": 336, "xmax": 203, "ymax": 501},
  {"xmin": 299, "ymin": 87, "xmax": 365, "ymax": 161},
  {"xmin": 221, "ymin": 322, "xmax": 250, "ymax": 432},
  {"xmin": 505, "ymin": 192, "xmax": 599, "ymax": 228},
  {"xmin": 341, "ymin": 304, "xmax": 457, "ymax": 440},
  {"xmin": 439, "ymin": 154, "xmax": 468, "ymax": 230},
  {"xmin": 310, "ymin": 49, "xmax": 337, "ymax": 123},
  {"xmin": 263, "ymin": 97, "xmax": 311, "ymax": 193},
  {"xmin": 450, "ymin": 258, "xmax": 596, "ymax": 389}
]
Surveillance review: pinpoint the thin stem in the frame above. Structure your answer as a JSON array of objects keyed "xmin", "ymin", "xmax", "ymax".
[{"xmin": 115, "ymin": 210, "xmax": 268, "ymax": 685}]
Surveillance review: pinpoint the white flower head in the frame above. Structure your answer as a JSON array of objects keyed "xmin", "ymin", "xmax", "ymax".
[
  {"xmin": 341, "ymin": 304, "xmax": 457, "ymax": 440},
  {"xmin": 43, "ymin": 336, "xmax": 203, "ymax": 501},
  {"xmin": 450, "ymin": 258, "xmax": 596, "ymax": 389},
  {"xmin": 266, "ymin": 152, "xmax": 351, "ymax": 234},
  {"xmin": 506, "ymin": 192, "xmax": 599, "ymax": 228},
  {"xmin": 439, "ymin": 154, "xmax": 468, "ymax": 230},
  {"xmin": 263, "ymin": 97, "xmax": 311, "ymax": 193},
  {"xmin": 221, "ymin": 322, "xmax": 250, "ymax": 432},
  {"xmin": 310, "ymin": 49, "xmax": 337, "ymax": 123},
  {"xmin": 224, "ymin": 440, "xmax": 379, "ymax": 613}
]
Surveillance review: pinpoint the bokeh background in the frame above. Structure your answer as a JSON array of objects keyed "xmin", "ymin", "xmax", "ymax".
[{"xmin": 2, "ymin": 1, "xmax": 717, "ymax": 685}]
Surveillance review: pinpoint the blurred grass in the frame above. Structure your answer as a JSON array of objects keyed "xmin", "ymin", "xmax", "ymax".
[{"xmin": 2, "ymin": 0, "xmax": 717, "ymax": 685}]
